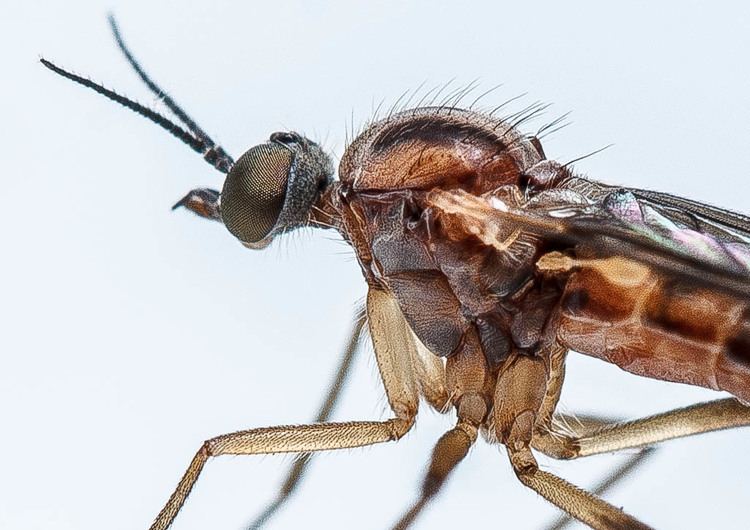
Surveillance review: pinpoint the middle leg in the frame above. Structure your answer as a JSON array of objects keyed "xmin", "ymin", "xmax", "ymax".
[
  {"xmin": 390, "ymin": 393, "xmax": 486, "ymax": 530},
  {"xmin": 391, "ymin": 324, "xmax": 491, "ymax": 529},
  {"xmin": 392, "ymin": 422, "xmax": 477, "ymax": 530}
]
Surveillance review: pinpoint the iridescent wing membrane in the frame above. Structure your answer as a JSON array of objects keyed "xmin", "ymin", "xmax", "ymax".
[{"xmin": 629, "ymin": 186, "xmax": 750, "ymax": 283}]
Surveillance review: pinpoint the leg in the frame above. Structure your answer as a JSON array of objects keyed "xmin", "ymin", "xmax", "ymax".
[
  {"xmin": 509, "ymin": 447, "xmax": 652, "ymax": 530},
  {"xmin": 408, "ymin": 330, "xmax": 449, "ymax": 412},
  {"xmin": 391, "ymin": 317, "xmax": 491, "ymax": 529},
  {"xmin": 533, "ymin": 398, "xmax": 750, "ymax": 460},
  {"xmin": 552, "ymin": 412, "xmax": 624, "ymax": 434},
  {"xmin": 390, "ymin": 394, "xmax": 486, "ymax": 529},
  {"xmin": 150, "ymin": 418, "xmax": 414, "ymax": 530},
  {"xmin": 495, "ymin": 355, "xmax": 652, "ymax": 530},
  {"xmin": 246, "ymin": 312, "xmax": 366, "ymax": 529},
  {"xmin": 391, "ymin": 424, "xmax": 476, "ymax": 530},
  {"xmin": 366, "ymin": 288, "xmax": 420, "ymax": 420},
  {"xmin": 535, "ymin": 345, "xmax": 567, "ymax": 431},
  {"xmin": 530, "ymin": 342, "xmax": 637, "ymax": 529},
  {"xmin": 540, "ymin": 412, "xmax": 658, "ymax": 530},
  {"xmin": 150, "ymin": 289, "xmax": 420, "ymax": 530},
  {"xmin": 529, "ymin": 399, "xmax": 750, "ymax": 528},
  {"xmin": 542, "ymin": 447, "xmax": 656, "ymax": 530}
]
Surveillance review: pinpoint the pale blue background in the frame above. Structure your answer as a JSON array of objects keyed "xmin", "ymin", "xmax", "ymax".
[{"xmin": 2, "ymin": 2, "xmax": 749, "ymax": 529}]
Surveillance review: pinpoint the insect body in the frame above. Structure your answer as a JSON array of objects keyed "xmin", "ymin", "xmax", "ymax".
[{"xmin": 42, "ymin": 16, "xmax": 750, "ymax": 530}]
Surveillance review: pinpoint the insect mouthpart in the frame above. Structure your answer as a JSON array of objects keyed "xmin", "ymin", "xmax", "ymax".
[{"xmin": 220, "ymin": 133, "xmax": 334, "ymax": 246}]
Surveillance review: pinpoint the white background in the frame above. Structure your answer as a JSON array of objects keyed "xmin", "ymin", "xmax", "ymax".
[{"xmin": 2, "ymin": 2, "xmax": 749, "ymax": 529}]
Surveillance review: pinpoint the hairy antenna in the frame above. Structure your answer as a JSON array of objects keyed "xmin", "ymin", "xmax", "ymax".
[{"xmin": 40, "ymin": 15, "xmax": 234, "ymax": 174}]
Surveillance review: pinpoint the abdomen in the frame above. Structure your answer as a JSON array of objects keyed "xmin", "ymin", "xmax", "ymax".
[{"xmin": 554, "ymin": 255, "xmax": 750, "ymax": 401}]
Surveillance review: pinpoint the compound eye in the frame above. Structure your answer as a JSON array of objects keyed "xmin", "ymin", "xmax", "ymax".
[{"xmin": 220, "ymin": 143, "xmax": 293, "ymax": 243}]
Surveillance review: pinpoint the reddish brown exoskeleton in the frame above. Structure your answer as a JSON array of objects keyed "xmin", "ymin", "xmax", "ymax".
[{"xmin": 42, "ymin": 16, "xmax": 750, "ymax": 530}]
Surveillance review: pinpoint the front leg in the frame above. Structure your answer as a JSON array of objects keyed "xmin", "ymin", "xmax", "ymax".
[
  {"xmin": 246, "ymin": 312, "xmax": 366, "ymax": 529},
  {"xmin": 150, "ymin": 418, "xmax": 413, "ymax": 530},
  {"xmin": 149, "ymin": 288, "xmax": 421, "ymax": 530}
]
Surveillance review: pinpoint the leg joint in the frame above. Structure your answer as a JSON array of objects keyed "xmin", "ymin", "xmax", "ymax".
[
  {"xmin": 532, "ymin": 431, "xmax": 580, "ymax": 459},
  {"xmin": 388, "ymin": 417, "xmax": 415, "ymax": 440},
  {"xmin": 200, "ymin": 440, "xmax": 214, "ymax": 457},
  {"xmin": 507, "ymin": 446, "xmax": 539, "ymax": 477}
]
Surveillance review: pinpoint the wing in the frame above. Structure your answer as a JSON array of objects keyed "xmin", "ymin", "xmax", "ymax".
[
  {"xmin": 629, "ymin": 187, "xmax": 750, "ymax": 242},
  {"xmin": 428, "ymin": 179, "xmax": 750, "ymax": 300}
]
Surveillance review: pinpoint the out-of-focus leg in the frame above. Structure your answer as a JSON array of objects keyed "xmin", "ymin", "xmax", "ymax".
[
  {"xmin": 390, "ymin": 314, "xmax": 489, "ymax": 529},
  {"xmin": 390, "ymin": 423, "xmax": 476, "ymax": 530},
  {"xmin": 246, "ymin": 313, "xmax": 366, "ymax": 529}
]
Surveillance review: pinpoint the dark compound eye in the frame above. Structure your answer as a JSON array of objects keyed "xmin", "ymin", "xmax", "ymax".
[{"xmin": 220, "ymin": 143, "xmax": 293, "ymax": 243}]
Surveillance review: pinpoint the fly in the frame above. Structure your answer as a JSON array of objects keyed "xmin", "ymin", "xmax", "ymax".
[{"xmin": 41, "ymin": 15, "xmax": 750, "ymax": 530}]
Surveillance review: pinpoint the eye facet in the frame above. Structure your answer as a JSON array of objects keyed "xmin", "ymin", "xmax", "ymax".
[{"xmin": 220, "ymin": 143, "xmax": 293, "ymax": 243}]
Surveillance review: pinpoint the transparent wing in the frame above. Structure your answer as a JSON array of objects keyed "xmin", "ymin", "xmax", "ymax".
[{"xmin": 629, "ymin": 187, "xmax": 750, "ymax": 242}]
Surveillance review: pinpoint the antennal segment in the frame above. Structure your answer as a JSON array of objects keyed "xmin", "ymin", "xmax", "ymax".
[
  {"xmin": 39, "ymin": 16, "xmax": 234, "ymax": 174},
  {"xmin": 107, "ymin": 14, "xmax": 234, "ymax": 173},
  {"xmin": 40, "ymin": 58, "xmax": 205, "ymax": 154}
]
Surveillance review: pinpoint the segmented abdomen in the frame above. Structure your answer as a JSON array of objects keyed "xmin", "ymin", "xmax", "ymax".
[{"xmin": 556, "ymin": 255, "xmax": 750, "ymax": 401}]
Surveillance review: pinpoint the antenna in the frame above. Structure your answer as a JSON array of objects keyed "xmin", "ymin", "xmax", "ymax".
[{"xmin": 40, "ymin": 15, "xmax": 234, "ymax": 174}]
